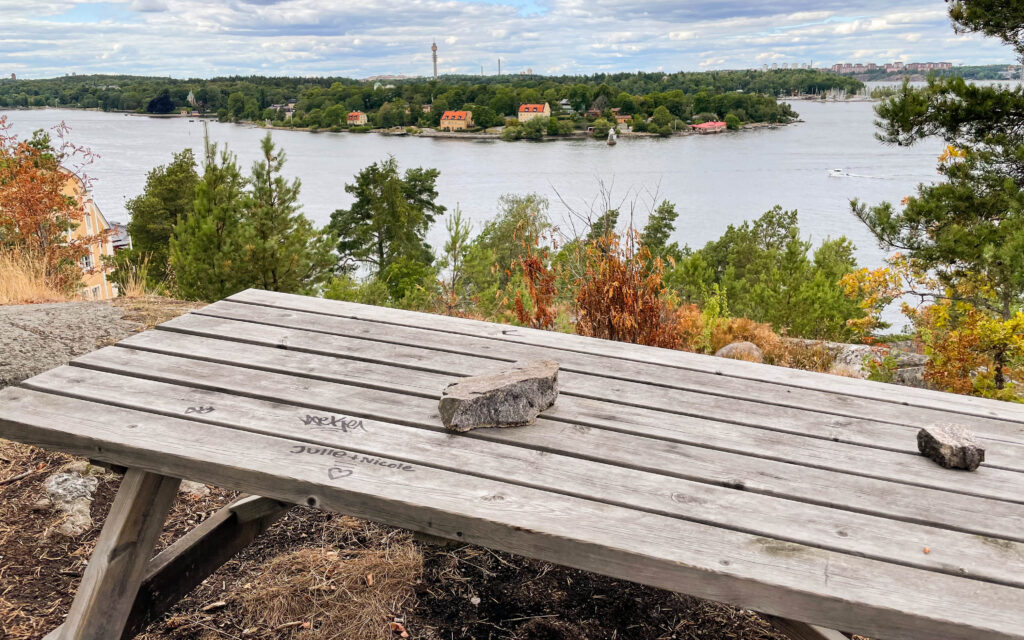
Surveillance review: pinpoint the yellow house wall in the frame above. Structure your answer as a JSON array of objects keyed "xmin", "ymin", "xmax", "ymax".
[
  {"xmin": 440, "ymin": 118, "xmax": 472, "ymax": 131},
  {"xmin": 63, "ymin": 174, "xmax": 118, "ymax": 300},
  {"xmin": 517, "ymin": 104, "xmax": 551, "ymax": 123}
]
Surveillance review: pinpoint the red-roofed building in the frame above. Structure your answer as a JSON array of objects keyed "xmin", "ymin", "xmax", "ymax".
[
  {"xmin": 517, "ymin": 102, "xmax": 550, "ymax": 123},
  {"xmin": 690, "ymin": 121, "xmax": 727, "ymax": 134},
  {"xmin": 439, "ymin": 110, "xmax": 473, "ymax": 131},
  {"xmin": 347, "ymin": 111, "xmax": 368, "ymax": 126}
]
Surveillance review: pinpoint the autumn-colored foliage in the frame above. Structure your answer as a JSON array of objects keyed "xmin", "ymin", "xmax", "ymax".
[
  {"xmin": 841, "ymin": 251, "xmax": 1023, "ymax": 401},
  {"xmin": 909, "ymin": 301, "xmax": 1024, "ymax": 401},
  {"xmin": 0, "ymin": 116, "xmax": 98, "ymax": 297},
  {"xmin": 574, "ymin": 233, "xmax": 680, "ymax": 349},
  {"xmin": 513, "ymin": 252, "xmax": 557, "ymax": 330}
]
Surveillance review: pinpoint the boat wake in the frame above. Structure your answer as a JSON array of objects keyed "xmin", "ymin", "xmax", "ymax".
[{"xmin": 828, "ymin": 169, "xmax": 892, "ymax": 180}]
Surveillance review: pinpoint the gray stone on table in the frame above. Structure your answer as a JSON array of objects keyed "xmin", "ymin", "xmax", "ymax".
[
  {"xmin": 917, "ymin": 424, "xmax": 986, "ymax": 471},
  {"xmin": 439, "ymin": 360, "xmax": 559, "ymax": 432},
  {"xmin": 42, "ymin": 472, "xmax": 101, "ymax": 536},
  {"xmin": 714, "ymin": 341, "xmax": 764, "ymax": 363}
]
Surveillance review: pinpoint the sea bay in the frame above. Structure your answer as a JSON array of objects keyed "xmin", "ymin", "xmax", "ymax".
[{"xmin": 1, "ymin": 101, "xmax": 941, "ymax": 274}]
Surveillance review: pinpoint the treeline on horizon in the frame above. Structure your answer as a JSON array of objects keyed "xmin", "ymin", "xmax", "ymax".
[
  {"xmin": 0, "ymin": 69, "xmax": 861, "ymax": 129},
  {"xmin": 852, "ymin": 63, "xmax": 1016, "ymax": 81}
]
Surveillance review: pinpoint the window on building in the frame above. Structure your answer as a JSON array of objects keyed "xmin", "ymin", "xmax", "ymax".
[
  {"xmin": 91, "ymin": 286, "xmax": 100, "ymax": 299},
  {"xmin": 80, "ymin": 253, "xmax": 93, "ymax": 270}
]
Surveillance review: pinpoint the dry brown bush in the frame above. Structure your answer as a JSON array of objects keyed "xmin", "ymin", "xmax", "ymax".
[
  {"xmin": 672, "ymin": 306, "xmax": 835, "ymax": 372},
  {"xmin": 0, "ymin": 249, "xmax": 71, "ymax": 305},
  {"xmin": 235, "ymin": 523, "xmax": 422, "ymax": 640}
]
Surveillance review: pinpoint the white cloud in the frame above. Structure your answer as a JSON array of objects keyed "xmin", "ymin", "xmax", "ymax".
[
  {"xmin": 130, "ymin": 0, "xmax": 168, "ymax": 12},
  {"xmin": 0, "ymin": 0, "xmax": 1013, "ymax": 78}
]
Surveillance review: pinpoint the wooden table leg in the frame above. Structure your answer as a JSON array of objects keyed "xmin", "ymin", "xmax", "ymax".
[
  {"xmin": 121, "ymin": 495, "xmax": 291, "ymax": 639},
  {"xmin": 46, "ymin": 469, "xmax": 181, "ymax": 640}
]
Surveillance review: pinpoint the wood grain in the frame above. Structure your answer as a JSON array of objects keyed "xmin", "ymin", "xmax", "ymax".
[
  {"xmin": 63, "ymin": 347, "xmax": 1024, "ymax": 542},
  {"xmin": 25, "ymin": 363, "xmax": 1024, "ymax": 589},
  {"xmin": 226, "ymin": 289, "xmax": 1024, "ymax": 426},
  {"xmin": 55, "ymin": 469, "xmax": 180, "ymax": 640},
  {"xmin": 122, "ymin": 495, "xmax": 291, "ymax": 639},
  {"xmin": 3, "ymin": 386, "xmax": 1023, "ymax": 640},
  {"xmin": 115, "ymin": 327, "xmax": 1024, "ymax": 503},
  {"xmin": 180, "ymin": 306, "xmax": 1024, "ymax": 462}
]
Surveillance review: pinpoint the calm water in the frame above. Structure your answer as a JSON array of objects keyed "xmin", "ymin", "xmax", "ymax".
[{"xmin": 1, "ymin": 104, "xmax": 941, "ymax": 271}]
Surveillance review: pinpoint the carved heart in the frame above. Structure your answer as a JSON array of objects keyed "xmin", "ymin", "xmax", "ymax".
[{"xmin": 328, "ymin": 467, "xmax": 353, "ymax": 480}]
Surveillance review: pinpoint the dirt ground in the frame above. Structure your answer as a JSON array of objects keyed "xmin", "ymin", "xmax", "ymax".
[
  {"xmin": 0, "ymin": 441, "xmax": 790, "ymax": 640},
  {"xmin": 0, "ymin": 297, "xmax": 794, "ymax": 640}
]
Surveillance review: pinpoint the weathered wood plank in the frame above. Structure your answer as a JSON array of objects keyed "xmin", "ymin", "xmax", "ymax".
[
  {"xmin": 121, "ymin": 495, "xmax": 291, "ymax": 639},
  {"xmin": 53, "ymin": 469, "xmax": 181, "ymax": 640},
  {"xmin": 114, "ymin": 329, "xmax": 1024, "ymax": 503},
  {"xmin": 179, "ymin": 306, "xmax": 1024, "ymax": 456},
  {"xmin": 3, "ymin": 387, "xmax": 1023, "ymax": 640},
  {"xmin": 64, "ymin": 348, "xmax": 1024, "ymax": 543},
  {"xmin": 26, "ymin": 363, "xmax": 1024, "ymax": 588},
  {"xmin": 226, "ymin": 289, "xmax": 1024, "ymax": 426}
]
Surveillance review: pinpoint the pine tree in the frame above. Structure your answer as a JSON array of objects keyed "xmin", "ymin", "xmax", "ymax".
[
  {"xmin": 329, "ymin": 156, "xmax": 445, "ymax": 274},
  {"xmin": 238, "ymin": 134, "xmax": 335, "ymax": 293},
  {"xmin": 122, "ymin": 149, "xmax": 199, "ymax": 281},
  {"xmin": 169, "ymin": 138, "xmax": 247, "ymax": 300},
  {"xmin": 853, "ymin": 0, "xmax": 1024, "ymax": 388},
  {"xmin": 640, "ymin": 200, "xmax": 681, "ymax": 260}
]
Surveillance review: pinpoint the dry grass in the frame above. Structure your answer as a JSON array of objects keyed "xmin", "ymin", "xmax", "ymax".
[
  {"xmin": 234, "ymin": 520, "xmax": 422, "ymax": 640},
  {"xmin": 0, "ymin": 249, "xmax": 70, "ymax": 305},
  {"xmin": 112, "ymin": 295, "xmax": 206, "ymax": 330}
]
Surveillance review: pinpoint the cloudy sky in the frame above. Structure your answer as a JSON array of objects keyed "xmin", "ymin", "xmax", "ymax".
[{"xmin": 1, "ymin": 0, "xmax": 1015, "ymax": 79}]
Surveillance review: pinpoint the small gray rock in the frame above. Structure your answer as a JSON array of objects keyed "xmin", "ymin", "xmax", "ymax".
[
  {"xmin": 439, "ymin": 360, "xmax": 559, "ymax": 432},
  {"xmin": 43, "ymin": 472, "xmax": 99, "ymax": 536},
  {"xmin": 44, "ymin": 472, "xmax": 99, "ymax": 503},
  {"xmin": 179, "ymin": 480, "xmax": 211, "ymax": 497},
  {"xmin": 917, "ymin": 424, "xmax": 986, "ymax": 471},
  {"xmin": 714, "ymin": 341, "xmax": 764, "ymax": 363}
]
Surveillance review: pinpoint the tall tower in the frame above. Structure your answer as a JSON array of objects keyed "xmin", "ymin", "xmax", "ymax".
[{"xmin": 432, "ymin": 42, "xmax": 438, "ymax": 80}]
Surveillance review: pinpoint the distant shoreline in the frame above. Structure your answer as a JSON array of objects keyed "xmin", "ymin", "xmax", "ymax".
[{"xmin": 1, "ymin": 106, "xmax": 795, "ymax": 141}]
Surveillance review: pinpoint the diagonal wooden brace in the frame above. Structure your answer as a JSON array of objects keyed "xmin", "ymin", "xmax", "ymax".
[
  {"xmin": 47, "ymin": 469, "xmax": 181, "ymax": 640},
  {"xmin": 121, "ymin": 493, "xmax": 291, "ymax": 638},
  {"xmin": 45, "ymin": 469, "xmax": 291, "ymax": 640}
]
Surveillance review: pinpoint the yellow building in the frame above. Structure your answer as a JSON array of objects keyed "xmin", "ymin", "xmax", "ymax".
[
  {"xmin": 63, "ymin": 171, "xmax": 118, "ymax": 300},
  {"xmin": 439, "ymin": 110, "xmax": 473, "ymax": 131},
  {"xmin": 517, "ymin": 103, "xmax": 550, "ymax": 123}
]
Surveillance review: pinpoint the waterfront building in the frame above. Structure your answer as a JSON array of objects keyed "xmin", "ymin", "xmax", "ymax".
[
  {"xmin": 439, "ymin": 110, "xmax": 473, "ymax": 130},
  {"xmin": 691, "ymin": 121, "xmax": 727, "ymax": 134},
  {"xmin": 517, "ymin": 103, "xmax": 550, "ymax": 123},
  {"xmin": 109, "ymin": 223, "xmax": 132, "ymax": 253},
  {"xmin": 347, "ymin": 111, "xmax": 368, "ymax": 126},
  {"xmin": 63, "ymin": 172, "xmax": 118, "ymax": 300}
]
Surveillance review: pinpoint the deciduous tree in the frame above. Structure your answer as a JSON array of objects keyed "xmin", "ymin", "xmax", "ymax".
[{"xmin": 0, "ymin": 118, "xmax": 98, "ymax": 293}]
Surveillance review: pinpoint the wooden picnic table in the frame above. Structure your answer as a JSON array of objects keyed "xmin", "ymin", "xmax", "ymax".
[{"xmin": 1, "ymin": 288, "xmax": 1023, "ymax": 640}]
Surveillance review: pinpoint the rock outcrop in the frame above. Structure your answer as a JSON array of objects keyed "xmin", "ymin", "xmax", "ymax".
[{"xmin": 714, "ymin": 341, "xmax": 764, "ymax": 363}]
